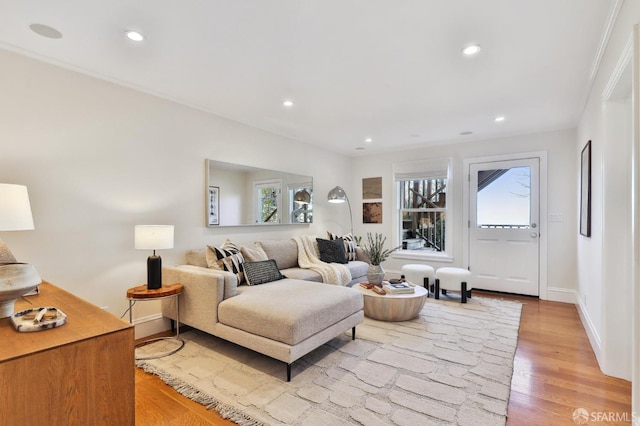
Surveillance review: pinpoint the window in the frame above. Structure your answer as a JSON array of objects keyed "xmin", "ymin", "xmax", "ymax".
[
  {"xmin": 476, "ymin": 166, "xmax": 531, "ymax": 228},
  {"xmin": 394, "ymin": 158, "xmax": 451, "ymax": 259},
  {"xmin": 255, "ymin": 180, "xmax": 280, "ymax": 223}
]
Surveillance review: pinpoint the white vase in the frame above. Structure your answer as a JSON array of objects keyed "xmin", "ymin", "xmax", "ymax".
[{"xmin": 367, "ymin": 264, "xmax": 385, "ymax": 285}]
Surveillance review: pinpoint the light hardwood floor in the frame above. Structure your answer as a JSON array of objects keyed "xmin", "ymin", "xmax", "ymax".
[{"xmin": 135, "ymin": 292, "xmax": 631, "ymax": 425}]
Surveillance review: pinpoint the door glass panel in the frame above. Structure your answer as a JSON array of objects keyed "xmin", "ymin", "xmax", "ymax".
[{"xmin": 476, "ymin": 166, "xmax": 530, "ymax": 228}]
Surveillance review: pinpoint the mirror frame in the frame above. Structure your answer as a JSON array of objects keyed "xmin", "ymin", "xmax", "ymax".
[{"xmin": 205, "ymin": 159, "xmax": 313, "ymax": 227}]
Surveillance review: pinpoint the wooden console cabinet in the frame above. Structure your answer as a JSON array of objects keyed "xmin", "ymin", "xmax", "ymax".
[{"xmin": 0, "ymin": 282, "xmax": 135, "ymax": 425}]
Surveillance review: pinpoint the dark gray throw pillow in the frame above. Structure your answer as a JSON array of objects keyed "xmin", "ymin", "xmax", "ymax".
[
  {"xmin": 316, "ymin": 237, "xmax": 348, "ymax": 264},
  {"xmin": 243, "ymin": 259, "xmax": 285, "ymax": 285}
]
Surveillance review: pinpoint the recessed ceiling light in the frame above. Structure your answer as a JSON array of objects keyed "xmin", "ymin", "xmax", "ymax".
[
  {"xmin": 462, "ymin": 44, "xmax": 481, "ymax": 56},
  {"xmin": 494, "ymin": 115, "xmax": 506, "ymax": 123},
  {"xmin": 364, "ymin": 138, "xmax": 373, "ymax": 143},
  {"xmin": 29, "ymin": 23, "xmax": 63, "ymax": 39},
  {"xmin": 125, "ymin": 30, "xmax": 145, "ymax": 42},
  {"xmin": 282, "ymin": 100, "xmax": 294, "ymax": 107}
]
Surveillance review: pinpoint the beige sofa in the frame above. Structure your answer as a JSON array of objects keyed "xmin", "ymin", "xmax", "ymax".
[
  {"xmin": 180, "ymin": 238, "xmax": 370, "ymax": 286},
  {"xmin": 161, "ymin": 238, "xmax": 368, "ymax": 381}
]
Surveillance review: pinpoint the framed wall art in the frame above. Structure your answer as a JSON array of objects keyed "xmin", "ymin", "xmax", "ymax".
[
  {"xmin": 208, "ymin": 186, "xmax": 220, "ymax": 226},
  {"xmin": 580, "ymin": 140, "xmax": 591, "ymax": 237},
  {"xmin": 362, "ymin": 177, "xmax": 382, "ymax": 199},
  {"xmin": 363, "ymin": 202, "xmax": 382, "ymax": 224}
]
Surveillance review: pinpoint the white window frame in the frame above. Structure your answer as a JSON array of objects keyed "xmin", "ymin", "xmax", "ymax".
[
  {"xmin": 254, "ymin": 179, "xmax": 281, "ymax": 224},
  {"xmin": 391, "ymin": 158, "xmax": 454, "ymax": 263}
]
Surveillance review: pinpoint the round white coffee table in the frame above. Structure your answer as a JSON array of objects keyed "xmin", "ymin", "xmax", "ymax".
[{"xmin": 354, "ymin": 285, "xmax": 428, "ymax": 321}]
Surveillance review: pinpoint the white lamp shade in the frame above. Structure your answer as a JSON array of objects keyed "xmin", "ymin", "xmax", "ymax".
[
  {"xmin": 0, "ymin": 184, "xmax": 35, "ymax": 231},
  {"xmin": 135, "ymin": 225, "xmax": 174, "ymax": 250}
]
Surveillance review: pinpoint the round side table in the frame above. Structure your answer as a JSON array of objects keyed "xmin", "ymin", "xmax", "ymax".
[{"xmin": 126, "ymin": 283, "xmax": 184, "ymax": 360}]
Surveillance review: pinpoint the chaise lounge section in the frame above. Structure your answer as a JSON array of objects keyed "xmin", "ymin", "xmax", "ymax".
[{"xmin": 161, "ymin": 237, "xmax": 367, "ymax": 381}]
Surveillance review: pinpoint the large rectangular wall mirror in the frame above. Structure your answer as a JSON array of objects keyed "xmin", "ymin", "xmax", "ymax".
[{"xmin": 206, "ymin": 159, "xmax": 313, "ymax": 227}]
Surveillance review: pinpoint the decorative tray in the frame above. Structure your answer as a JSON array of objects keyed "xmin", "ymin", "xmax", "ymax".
[{"xmin": 10, "ymin": 307, "xmax": 67, "ymax": 332}]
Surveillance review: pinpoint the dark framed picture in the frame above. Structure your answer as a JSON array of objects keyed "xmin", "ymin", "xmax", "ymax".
[
  {"xmin": 208, "ymin": 186, "xmax": 219, "ymax": 226},
  {"xmin": 580, "ymin": 141, "xmax": 591, "ymax": 237},
  {"xmin": 363, "ymin": 202, "xmax": 382, "ymax": 224}
]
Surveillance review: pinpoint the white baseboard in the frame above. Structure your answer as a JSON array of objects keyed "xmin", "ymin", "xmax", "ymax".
[
  {"xmin": 546, "ymin": 286, "xmax": 577, "ymax": 303},
  {"xmin": 132, "ymin": 313, "xmax": 171, "ymax": 339},
  {"xmin": 576, "ymin": 296, "xmax": 603, "ymax": 368}
]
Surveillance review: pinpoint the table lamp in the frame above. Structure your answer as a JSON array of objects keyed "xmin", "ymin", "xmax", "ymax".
[
  {"xmin": 0, "ymin": 184, "xmax": 42, "ymax": 318},
  {"xmin": 135, "ymin": 225, "xmax": 174, "ymax": 290}
]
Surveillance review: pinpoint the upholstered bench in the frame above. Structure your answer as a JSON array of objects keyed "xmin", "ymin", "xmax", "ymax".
[
  {"xmin": 434, "ymin": 267, "xmax": 473, "ymax": 303},
  {"xmin": 402, "ymin": 264, "xmax": 435, "ymax": 291}
]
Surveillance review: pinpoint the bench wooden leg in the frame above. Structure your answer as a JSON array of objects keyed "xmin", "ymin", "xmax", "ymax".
[
  {"xmin": 461, "ymin": 282, "xmax": 467, "ymax": 303},
  {"xmin": 435, "ymin": 279, "xmax": 440, "ymax": 299},
  {"xmin": 423, "ymin": 277, "xmax": 430, "ymax": 297},
  {"xmin": 287, "ymin": 363, "xmax": 291, "ymax": 382},
  {"xmin": 352, "ymin": 327, "xmax": 356, "ymax": 340}
]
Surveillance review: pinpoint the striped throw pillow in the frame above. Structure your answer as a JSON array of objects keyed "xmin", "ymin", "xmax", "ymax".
[
  {"xmin": 206, "ymin": 239, "xmax": 245, "ymax": 284},
  {"xmin": 327, "ymin": 231, "xmax": 357, "ymax": 262}
]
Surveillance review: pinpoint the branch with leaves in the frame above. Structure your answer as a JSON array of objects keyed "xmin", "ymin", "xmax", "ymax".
[{"xmin": 360, "ymin": 232, "xmax": 401, "ymax": 265}]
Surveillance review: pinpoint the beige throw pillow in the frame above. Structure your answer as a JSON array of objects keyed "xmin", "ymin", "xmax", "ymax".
[{"xmin": 240, "ymin": 244, "xmax": 269, "ymax": 262}]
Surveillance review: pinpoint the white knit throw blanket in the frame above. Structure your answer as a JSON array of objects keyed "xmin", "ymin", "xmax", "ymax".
[{"xmin": 293, "ymin": 235, "xmax": 352, "ymax": 286}]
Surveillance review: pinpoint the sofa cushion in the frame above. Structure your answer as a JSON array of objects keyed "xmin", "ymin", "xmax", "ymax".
[
  {"xmin": 256, "ymin": 239, "xmax": 298, "ymax": 269},
  {"xmin": 346, "ymin": 260, "xmax": 370, "ymax": 281},
  {"xmin": 240, "ymin": 244, "xmax": 268, "ymax": 262},
  {"xmin": 244, "ymin": 260, "xmax": 284, "ymax": 285},
  {"xmin": 280, "ymin": 267, "xmax": 323, "ymax": 282},
  {"xmin": 185, "ymin": 249, "xmax": 208, "ymax": 268},
  {"xmin": 218, "ymin": 279, "xmax": 363, "ymax": 346},
  {"xmin": 316, "ymin": 237, "xmax": 348, "ymax": 264},
  {"xmin": 206, "ymin": 239, "xmax": 245, "ymax": 284}
]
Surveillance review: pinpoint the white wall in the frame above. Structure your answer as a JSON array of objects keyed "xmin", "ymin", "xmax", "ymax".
[
  {"xmin": 0, "ymin": 48, "xmax": 352, "ymax": 327},
  {"xmin": 351, "ymin": 129, "xmax": 578, "ymax": 300},
  {"xmin": 576, "ymin": 0, "xmax": 639, "ymax": 381}
]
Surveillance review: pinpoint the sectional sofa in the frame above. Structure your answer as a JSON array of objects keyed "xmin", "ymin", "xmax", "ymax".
[{"xmin": 161, "ymin": 237, "xmax": 369, "ymax": 380}]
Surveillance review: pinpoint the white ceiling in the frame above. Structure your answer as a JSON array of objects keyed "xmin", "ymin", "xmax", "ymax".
[{"xmin": 0, "ymin": 0, "xmax": 617, "ymax": 156}]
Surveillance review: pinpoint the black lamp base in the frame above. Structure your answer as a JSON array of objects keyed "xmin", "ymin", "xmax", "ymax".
[{"xmin": 147, "ymin": 255, "xmax": 162, "ymax": 290}]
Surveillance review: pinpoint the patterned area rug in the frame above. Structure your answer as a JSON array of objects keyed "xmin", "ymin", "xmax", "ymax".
[{"xmin": 136, "ymin": 296, "xmax": 522, "ymax": 426}]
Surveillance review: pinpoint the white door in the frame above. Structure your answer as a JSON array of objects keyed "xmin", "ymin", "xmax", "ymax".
[{"xmin": 469, "ymin": 158, "xmax": 540, "ymax": 296}]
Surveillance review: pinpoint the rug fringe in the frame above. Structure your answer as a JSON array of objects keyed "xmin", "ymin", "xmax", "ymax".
[{"xmin": 137, "ymin": 361, "xmax": 267, "ymax": 426}]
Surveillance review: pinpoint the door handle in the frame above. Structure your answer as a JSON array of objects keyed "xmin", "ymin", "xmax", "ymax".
[{"xmin": 530, "ymin": 232, "xmax": 538, "ymax": 238}]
